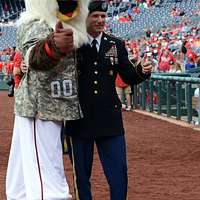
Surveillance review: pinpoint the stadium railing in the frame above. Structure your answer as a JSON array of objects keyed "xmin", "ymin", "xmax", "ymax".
[{"xmin": 133, "ymin": 72, "xmax": 200, "ymax": 125}]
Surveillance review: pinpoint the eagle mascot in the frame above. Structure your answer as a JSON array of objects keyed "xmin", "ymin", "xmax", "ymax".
[
  {"xmin": 6, "ymin": 1, "xmax": 90, "ymax": 200},
  {"xmin": 15, "ymin": 0, "xmax": 90, "ymax": 121}
]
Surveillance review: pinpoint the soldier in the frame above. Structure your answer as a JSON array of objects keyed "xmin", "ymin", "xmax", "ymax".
[
  {"xmin": 65, "ymin": 1, "xmax": 152, "ymax": 200},
  {"xmin": 6, "ymin": 0, "xmax": 90, "ymax": 199}
]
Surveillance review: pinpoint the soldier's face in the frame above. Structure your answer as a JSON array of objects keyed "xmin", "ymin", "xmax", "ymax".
[{"xmin": 86, "ymin": 11, "xmax": 107, "ymax": 37}]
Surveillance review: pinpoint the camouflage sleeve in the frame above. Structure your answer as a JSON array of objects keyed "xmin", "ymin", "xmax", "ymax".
[
  {"xmin": 17, "ymin": 20, "xmax": 60, "ymax": 70},
  {"xmin": 28, "ymin": 34, "xmax": 58, "ymax": 70}
]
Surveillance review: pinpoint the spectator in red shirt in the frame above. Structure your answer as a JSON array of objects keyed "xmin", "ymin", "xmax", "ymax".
[
  {"xmin": 6, "ymin": 62, "xmax": 14, "ymax": 75},
  {"xmin": 13, "ymin": 51, "xmax": 23, "ymax": 89},
  {"xmin": 186, "ymin": 47, "xmax": 197, "ymax": 63},
  {"xmin": 115, "ymin": 73, "xmax": 132, "ymax": 111},
  {"xmin": 0, "ymin": 61, "xmax": 3, "ymax": 72},
  {"xmin": 133, "ymin": 7, "xmax": 140, "ymax": 14},
  {"xmin": 158, "ymin": 48, "xmax": 176, "ymax": 72}
]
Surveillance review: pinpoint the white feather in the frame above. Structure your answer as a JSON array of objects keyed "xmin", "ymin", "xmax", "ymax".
[{"xmin": 17, "ymin": 0, "xmax": 90, "ymax": 48}]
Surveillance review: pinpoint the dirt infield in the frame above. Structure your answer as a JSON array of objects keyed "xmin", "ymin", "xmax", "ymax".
[{"xmin": 1, "ymin": 90, "xmax": 200, "ymax": 200}]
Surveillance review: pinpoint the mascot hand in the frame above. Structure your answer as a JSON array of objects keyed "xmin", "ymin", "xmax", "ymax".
[{"xmin": 53, "ymin": 21, "xmax": 74, "ymax": 55}]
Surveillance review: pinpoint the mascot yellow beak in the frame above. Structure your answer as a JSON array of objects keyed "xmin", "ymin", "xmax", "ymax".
[{"xmin": 57, "ymin": 0, "xmax": 80, "ymax": 22}]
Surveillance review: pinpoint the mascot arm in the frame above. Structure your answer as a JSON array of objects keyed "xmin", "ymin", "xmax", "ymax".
[
  {"xmin": 28, "ymin": 33, "xmax": 66, "ymax": 70},
  {"xmin": 17, "ymin": 20, "xmax": 66, "ymax": 71}
]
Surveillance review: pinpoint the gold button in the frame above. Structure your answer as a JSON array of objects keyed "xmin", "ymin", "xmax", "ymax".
[
  {"xmin": 94, "ymin": 81, "xmax": 98, "ymax": 84},
  {"xmin": 94, "ymin": 62, "xmax": 97, "ymax": 65},
  {"xmin": 94, "ymin": 90, "xmax": 98, "ymax": 94},
  {"xmin": 94, "ymin": 71, "xmax": 98, "ymax": 75}
]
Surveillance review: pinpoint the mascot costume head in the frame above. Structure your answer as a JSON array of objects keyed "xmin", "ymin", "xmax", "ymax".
[{"xmin": 18, "ymin": 0, "xmax": 90, "ymax": 48}]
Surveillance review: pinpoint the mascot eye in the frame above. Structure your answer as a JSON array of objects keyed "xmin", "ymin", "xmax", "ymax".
[{"xmin": 57, "ymin": 0, "xmax": 79, "ymax": 22}]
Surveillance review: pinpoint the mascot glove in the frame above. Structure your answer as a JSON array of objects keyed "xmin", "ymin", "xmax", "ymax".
[
  {"xmin": 52, "ymin": 27, "xmax": 74, "ymax": 55},
  {"xmin": 46, "ymin": 32, "xmax": 73, "ymax": 59}
]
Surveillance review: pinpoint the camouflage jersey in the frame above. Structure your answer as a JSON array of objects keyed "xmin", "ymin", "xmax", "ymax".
[{"xmin": 14, "ymin": 19, "xmax": 83, "ymax": 121}]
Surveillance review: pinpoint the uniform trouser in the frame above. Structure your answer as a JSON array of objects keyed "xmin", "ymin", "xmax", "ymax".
[
  {"xmin": 6, "ymin": 116, "xmax": 72, "ymax": 200},
  {"xmin": 70, "ymin": 135, "xmax": 128, "ymax": 200}
]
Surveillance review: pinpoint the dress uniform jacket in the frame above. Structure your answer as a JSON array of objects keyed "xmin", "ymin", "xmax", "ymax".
[{"xmin": 67, "ymin": 32, "xmax": 150, "ymax": 138}]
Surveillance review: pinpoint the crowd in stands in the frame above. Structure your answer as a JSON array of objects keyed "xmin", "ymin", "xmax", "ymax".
[
  {"xmin": 107, "ymin": 0, "xmax": 160, "ymax": 8},
  {"xmin": 124, "ymin": 19, "xmax": 200, "ymax": 73},
  {"xmin": 106, "ymin": 0, "xmax": 199, "ymax": 39},
  {"xmin": 103, "ymin": 0, "xmax": 200, "ymax": 73},
  {"xmin": 106, "ymin": 0, "xmax": 160, "ymax": 22},
  {"xmin": 0, "ymin": 0, "xmax": 200, "ymax": 78},
  {"xmin": 110, "ymin": 0, "xmax": 200, "ymax": 23},
  {"xmin": 0, "ymin": 47, "xmax": 16, "ymax": 78},
  {"xmin": 0, "ymin": 0, "xmax": 25, "ymax": 23}
]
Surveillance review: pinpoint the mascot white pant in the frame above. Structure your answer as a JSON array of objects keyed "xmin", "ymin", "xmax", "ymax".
[{"xmin": 6, "ymin": 116, "xmax": 71, "ymax": 200}]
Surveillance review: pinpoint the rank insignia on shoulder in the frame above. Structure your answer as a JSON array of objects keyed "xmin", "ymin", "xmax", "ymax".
[{"xmin": 103, "ymin": 37, "xmax": 108, "ymax": 41}]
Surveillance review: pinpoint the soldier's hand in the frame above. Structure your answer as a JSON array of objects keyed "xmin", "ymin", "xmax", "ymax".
[
  {"xmin": 53, "ymin": 21, "xmax": 74, "ymax": 55},
  {"xmin": 141, "ymin": 60, "xmax": 152, "ymax": 74}
]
